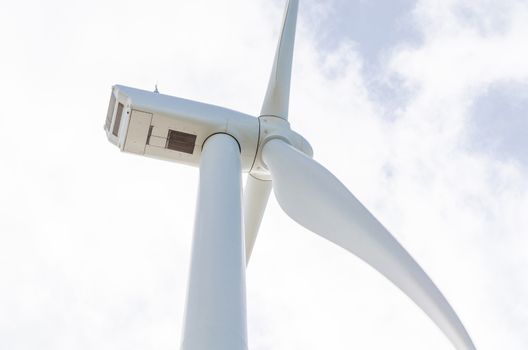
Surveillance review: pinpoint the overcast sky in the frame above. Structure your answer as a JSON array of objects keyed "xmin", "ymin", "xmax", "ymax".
[{"xmin": 1, "ymin": 0, "xmax": 527, "ymax": 349}]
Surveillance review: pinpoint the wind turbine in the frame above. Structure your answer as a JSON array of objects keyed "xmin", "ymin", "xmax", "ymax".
[{"xmin": 104, "ymin": 1, "xmax": 476, "ymax": 349}]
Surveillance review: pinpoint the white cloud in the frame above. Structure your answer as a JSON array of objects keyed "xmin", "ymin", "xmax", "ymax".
[{"xmin": 0, "ymin": 0, "xmax": 527, "ymax": 349}]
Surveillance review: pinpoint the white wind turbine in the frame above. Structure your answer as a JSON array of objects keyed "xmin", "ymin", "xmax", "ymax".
[{"xmin": 104, "ymin": 1, "xmax": 476, "ymax": 349}]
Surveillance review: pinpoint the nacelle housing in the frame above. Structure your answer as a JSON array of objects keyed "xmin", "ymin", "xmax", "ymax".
[{"xmin": 104, "ymin": 85, "xmax": 259, "ymax": 170}]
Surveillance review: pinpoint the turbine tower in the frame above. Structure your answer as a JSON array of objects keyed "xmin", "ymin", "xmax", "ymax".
[{"xmin": 103, "ymin": 1, "xmax": 476, "ymax": 349}]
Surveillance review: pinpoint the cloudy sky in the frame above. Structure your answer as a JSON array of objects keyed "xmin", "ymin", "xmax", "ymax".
[{"xmin": 1, "ymin": 0, "xmax": 527, "ymax": 349}]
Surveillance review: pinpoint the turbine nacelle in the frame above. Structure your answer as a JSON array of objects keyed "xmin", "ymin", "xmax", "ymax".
[{"xmin": 104, "ymin": 84, "xmax": 259, "ymax": 170}]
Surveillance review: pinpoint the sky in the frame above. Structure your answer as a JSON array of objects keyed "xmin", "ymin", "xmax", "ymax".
[{"xmin": 0, "ymin": 0, "xmax": 527, "ymax": 349}]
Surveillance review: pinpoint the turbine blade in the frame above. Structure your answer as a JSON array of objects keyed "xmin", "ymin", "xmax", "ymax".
[
  {"xmin": 262, "ymin": 139, "xmax": 476, "ymax": 350},
  {"xmin": 261, "ymin": 0, "xmax": 299, "ymax": 119},
  {"xmin": 243, "ymin": 175, "xmax": 272, "ymax": 264}
]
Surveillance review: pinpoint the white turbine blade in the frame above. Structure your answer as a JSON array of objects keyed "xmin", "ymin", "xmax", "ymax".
[
  {"xmin": 261, "ymin": 0, "xmax": 299, "ymax": 119},
  {"xmin": 243, "ymin": 175, "xmax": 272, "ymax": 264},
  {"xmin": 262, "ymin": 139, "xmax": 476, "ymax": 350}
]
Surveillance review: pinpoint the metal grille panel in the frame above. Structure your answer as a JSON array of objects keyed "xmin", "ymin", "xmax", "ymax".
[
  {"xmin": 112, "ymin": 102, "xmax": 124, "ymax": 136},
  {"xmin": 167, "ymin": 130, "xmax": 197, "ymax": 154}
]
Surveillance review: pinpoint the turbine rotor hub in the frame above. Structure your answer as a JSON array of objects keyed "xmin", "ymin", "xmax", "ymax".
[{"xmin": 249, "ymin": 116, "xmax": 313, "ymax": 180}]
